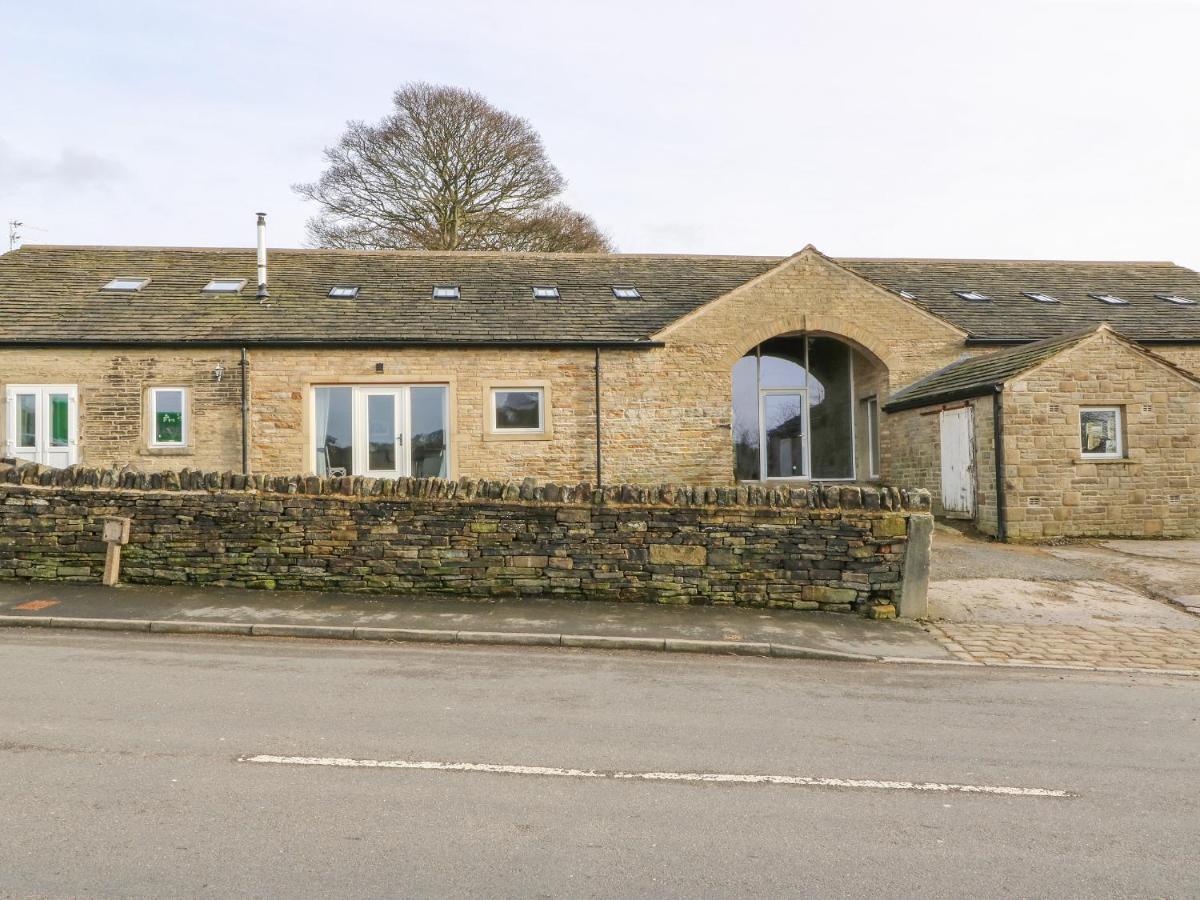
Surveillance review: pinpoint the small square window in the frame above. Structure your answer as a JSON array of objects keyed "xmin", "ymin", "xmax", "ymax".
[
  {"xmin": 492, "ymin": 388, "xmax": 544, "ymax": 432},
  {"xmin": 432, "ymin": 284, "xmax": 460, "ymax": 300},
  {"xmin": 953, "ymin": 290, "xmax": 991, "ymax": 302},
  {"xmin": 202, "ymin": 278, "xmax": 246, "ymax": 294},
  {"xmin": 150, "ymin": 387, "xmax": 187, "ymax": 447},
  {"xmin": 1023, "ymin": 292, "xmax": 1059, "ymax": 304},
  {"xmin": 612, "ymin": 285, "xmax": 641, "ymax": 299},
  {"xmin": 1090, "ymin": 293, "xmax": 1128, "ymax": 305},
  {"xmin": 532, "ymin": 286, "xmax": 560, "ymax": 300},
  {"xmin": 102, "ymin": 277, "xmax": 149, "ymax": 292},
  {"xmin": 1079, "ymin": 406, "xmax": 1122, "ymax": 459},
  {"xmin": 328, "ymin": 284, "xmax": 360, "ymax": 299},
  {"xmin": 1155, "ymin": 294, "xmax": 1196, "ymax": 305}
]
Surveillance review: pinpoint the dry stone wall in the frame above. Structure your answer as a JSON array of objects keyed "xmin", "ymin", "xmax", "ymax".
[{"xmin": 0, "ymin": 460, "xmax": 930, "ymax": 614}]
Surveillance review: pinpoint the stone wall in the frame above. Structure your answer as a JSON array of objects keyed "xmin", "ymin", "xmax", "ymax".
[
  {"xmin": 0, "ymin": 460, "xmax": 930, "ymax": 615},
  {"xmin": 0, "ymin": 348, "xmax": 244, "ymax": 472}
]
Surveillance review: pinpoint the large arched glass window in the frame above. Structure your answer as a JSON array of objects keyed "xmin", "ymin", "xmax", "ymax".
[{"xmin": 732, "ymin": 335, "xmax": 855, "ymax": 481}]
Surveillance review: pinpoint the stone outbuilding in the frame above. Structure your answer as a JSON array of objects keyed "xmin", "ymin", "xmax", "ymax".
[
  {"xmin": 1, "ymin": 239, "xmax": 1198, "ymax": 540},
  {"xmin": 885, "ymin": 325, "xmax": 1200, "ymax": 540}
]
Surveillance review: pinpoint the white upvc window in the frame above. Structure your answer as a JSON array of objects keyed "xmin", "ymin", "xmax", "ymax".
[
  {"xmin": 149, "ymin": 387, "xmax": 187, "ymax": 447},
  {"xmin": 491, "ymin": 387, "xmax": 545, "ymax": 434},
  {"xmin": 1079, "ymin": 406, "xmax": 1123, "ymax": 459}
]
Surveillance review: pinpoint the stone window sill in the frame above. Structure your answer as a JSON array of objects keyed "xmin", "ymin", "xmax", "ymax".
[
  {"xmin": 140, "ymin": 447, "xmax": 195, "ymax": 457},
  {"xmin": 1074, "ymin": 457, "xmax": 1137, "ymax": 466}
]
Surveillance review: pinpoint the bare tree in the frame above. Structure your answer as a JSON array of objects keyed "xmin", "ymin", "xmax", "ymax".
[{"xmin": 294, "ymin": 83, "xmax": 612, "ymax": 252}]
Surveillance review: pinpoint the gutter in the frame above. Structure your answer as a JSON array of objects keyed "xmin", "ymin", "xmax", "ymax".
[
  {"xmin": 883, "ymin": 384, "xmax": 995, "ymax": 414},
  {"xmin": 240, "ymin": 347, "xmax": 250, "ymax": 476},
  {"xmin": 966, "ymin": 336, "xmax": 1200, "ymax": 347},
  {"xmin": 0, "ymin": 339, "xmax": 664, "ymax": 350},
  {"xmin": 594, "ymin": 347, "xmax": 602, "ymax": 487},
  {"xmin": 992, "ymin": 383, "xmax": 1007, "ymax": 543}
]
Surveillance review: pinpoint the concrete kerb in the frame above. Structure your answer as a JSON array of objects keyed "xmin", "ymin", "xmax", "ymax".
[
  {"xmin": 2, "ymin": 615, "xmax": 1197, "ymax": 676},
  {"xmin": 0, "ymin": 614, "xmax": 873, "ymax": 661}
]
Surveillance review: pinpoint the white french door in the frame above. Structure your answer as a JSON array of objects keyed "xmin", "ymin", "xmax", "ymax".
[
  {"xmin": 356, "ymin": 388, "xmax": 405, "ymax": 477},
  {"xmin": 5, "ymin": 384, "xmax": 79, "ymax": 467}
]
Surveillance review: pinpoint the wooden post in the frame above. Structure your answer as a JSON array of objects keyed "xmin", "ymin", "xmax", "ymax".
[{"xmin": 102, "ymin": 517, "xmax": 131, "ymax": 587}]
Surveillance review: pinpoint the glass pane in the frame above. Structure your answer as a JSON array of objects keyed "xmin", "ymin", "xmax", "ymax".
[
  {"xmin": 411, "ymin": 386, "xmax": 448, "ymax": 478},
  {"xmin": 732, "ymin": 353, "xmax": 759, "ymax": 481},
  {"xmin": 17, "ymin": 394, "xmax": 36, "ymax": 447},
  {"xmin": 494, "ymin": 390, "xmax": 541, "ymax": 430},
  {"xmin": 315, "ymin": 387, "xmax": 353, "ymax": 476},
  {"xmin": 50, "ymin": 394, "xmax": 69, "ymax": 447},
  {"xmin": 763, "ymin": 393, "xmax": 806, "ymax": 478},
  {"xmin": 808, "ymin": 337, "xmax": 854, "ymax": 479},
  {"xmin": 154, "ymin": 390, "xmax": 184, "ymax": 444},
  {"xmin": 759, "ymin": 336, "xmax": 807, "ymax": 389},
  {"xmin": 1080, "ymin": 409, "xmax": 1118, "ymax": 455},
  {"xmin": 366, "ymin": 394, "xmax": 396, "ymax": 471}
]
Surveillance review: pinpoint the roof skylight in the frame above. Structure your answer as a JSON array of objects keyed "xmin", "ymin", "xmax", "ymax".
[
  {"xmin": 328, "ymin": 284, "xmax": 360, "ymax": 299},
  {"xmin": 1023, "ymin": 292, "xmax": 1059, "ymax": 304},
  {"xmin": 202, "ymin": 278, "xmax": 246, "ymax": 294},
  {"xmin": 1156, "ymin": 294, "xmax": 1196, "ymax": 305},
  {"xmin": 612, "ymin": 285, "xmax": 641, "ymax": 299},
  {"xmin": 432, "ymin": 284, "xmax": 460, "ymax": 300},
  {"xmin": 1090, "ymin": 293, "xmax": 1128, "ymax": 305},
  {"xmin": 897, "ymin": 290, "xmax": 916, "ymax": 300},
  {"xmin": 953, "ymin": 290, "xmax": 991, "ymax": 302},
  {"xmin": 532, "ymin": 285, "xmax": 560, "ymax": 300},
  {"xmin": 101, "ymin": 277, "xmax": 149, "ymax": 292}
]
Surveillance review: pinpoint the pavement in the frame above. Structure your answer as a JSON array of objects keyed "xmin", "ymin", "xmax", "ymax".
[
  {"xmin": 0, "ymin": 578, "xmax": 952, "ymax": 663},
  {"xmin": 2, "ymin": 628, "xmax": 1197, "ymax": 897},
  {"xmin": 927, "ymin": 525, "xmax": 1200, "ymax": 673},
  {"xmin": 2, "ymin": 524, "xmax": 1199, "ymax": 674}
]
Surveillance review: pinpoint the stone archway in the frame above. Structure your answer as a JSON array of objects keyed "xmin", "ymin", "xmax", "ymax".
[{"xmin": 721, "ymin": 312, "xmax": 896, "ymax": 375}]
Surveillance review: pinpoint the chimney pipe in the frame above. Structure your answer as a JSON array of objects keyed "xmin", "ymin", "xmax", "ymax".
[{"xmin": 255, "ymin": 212, "xmax": 269, "ymax": 300}]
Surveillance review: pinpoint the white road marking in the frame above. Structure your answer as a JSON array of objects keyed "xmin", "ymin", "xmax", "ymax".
[{"xmin": 239, "ymin": 755, "xmax": 1071, "ymax": 798}]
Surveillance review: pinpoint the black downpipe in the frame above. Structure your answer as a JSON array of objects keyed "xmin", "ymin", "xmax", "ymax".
[
  {"xmin": 240, "ymin": 347, "xmax": 250, "ymax": 476},
  {"xmin": 992, "ymin": 383, "xmax": 1007, "ymax": 542},
  {"xmin": 594, "ymin": 347, "xmax": 603, "ymax": 487}
]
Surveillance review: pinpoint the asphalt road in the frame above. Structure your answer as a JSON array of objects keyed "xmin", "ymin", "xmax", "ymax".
[{"xmin": 1, "ymin": 630, "xmax": 1197, "ymax": 898}]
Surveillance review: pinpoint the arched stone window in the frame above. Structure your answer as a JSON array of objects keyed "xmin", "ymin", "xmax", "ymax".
[{"xmin": 732, "ymin": 335, "xmax": 856, "ymax": 481}]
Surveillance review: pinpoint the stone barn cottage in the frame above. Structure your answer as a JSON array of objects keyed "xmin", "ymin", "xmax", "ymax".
[{"xmin": 1, "ymin": 240, "xmax": 1198, "ymax": 541}]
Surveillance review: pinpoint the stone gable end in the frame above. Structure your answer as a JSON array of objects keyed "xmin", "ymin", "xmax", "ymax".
[
  {"xmin": 654, "ymin": 250, "xmax": 967, "ymax": 389},
  {"xmin": 598, "ymin": 251, "xmax": 972, "ymax": 484},
  {"xmin": 1003, "ymin": 331, "xmax": 1200, "ymax": 539}
]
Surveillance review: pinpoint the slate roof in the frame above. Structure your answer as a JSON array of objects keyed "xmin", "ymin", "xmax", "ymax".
[
  {"xmin": 1, "ymin": 244, "xmax": 1199, "ymax": 347},
  {"xmin": 0, "ymin": 246, "xmax": 779, "ymax": 346},
  {"xmin": 837, "ymin": 257, "xmax": 1200, "ymax": 342},
  {"xmin": 882, "ymin": 325, "xmax": 1178, "ymax": 412}
]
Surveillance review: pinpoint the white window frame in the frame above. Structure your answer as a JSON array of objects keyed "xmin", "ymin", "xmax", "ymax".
[
  {"xmin": 1079, "ymin": 405, "xmax": 1123, "ymax": 459},
  {"xmin": 490, "ymin": 387, "xmax": 545, "ymax": 435},
  {"xmin": 308, "ymin": 383, "xmax": 452, "ymax": 478},
  {"xmin": 759, "ymin": 388, "xmax": 809, "ymax": 480},
  {"xmin": 864, "ymin": 395, "xmax": 881, "ymax": 479},
  {"xmin": 149, "ymin": 387, "xmax": 188, "ymax": 448}
]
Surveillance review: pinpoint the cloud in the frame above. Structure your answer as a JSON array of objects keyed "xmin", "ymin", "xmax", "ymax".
[{"xmin": 0, "ymin": 142, "xmax": 129, "ymax": 192}]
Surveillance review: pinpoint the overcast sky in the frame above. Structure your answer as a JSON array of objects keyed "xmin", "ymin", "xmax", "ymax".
[{"xmin": 3, "ymin": 0, "xmax": 1197, "ymax": 267}]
